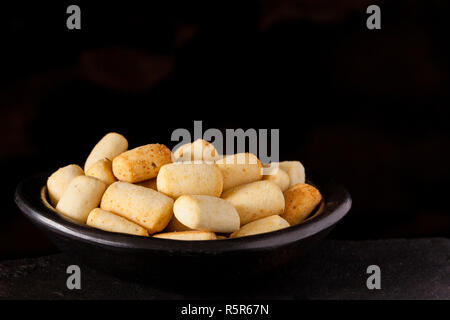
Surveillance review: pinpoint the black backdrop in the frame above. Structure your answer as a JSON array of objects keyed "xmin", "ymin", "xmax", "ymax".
[{"xmin": 1, "ymin": 0, "xmax": 449, "ymax": 259}]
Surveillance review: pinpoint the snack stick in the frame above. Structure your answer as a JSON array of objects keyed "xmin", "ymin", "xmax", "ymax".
[
  {"xmin": 47, "ymin": 164, "xmax": 84, "ymax": 206},
  {"xmin": 279, "ymin": 161, "xmax": 305, "ymax": 188},
  {"xmin": 87, "ymin": 208, "xmax": 148, "ymax": 236},
  {"xmin": 263, "ymin": 166, "xmax": 290, "ymax": 191},
  {"xmin": 173, "ymin": 139, "xmax": 220, "ymax": 162},
  {"xmin": 230, "ymin": 215, "xmax": 290, "ymax": 238},
  {"xmin": 215, "ymin": 153, "xmax": 262, "ymax": 190},
  {"xmin": 153, "ymin": 231, "xmax": 216, "ymax": 240},
  {"xmin": 84, "ymin": 132, "xmax": 128, "ymax": 171},
  {"xmin": 112, "ymin": 144, "xmax": 172, "ymax": 183},
  {"xmin": 281, "ymin": 183, "xmax": 322, "ymax": 225},
  {"xmin": 222, "ymin": 180, "xmax": 285, "ymax": 225},
  {"xmin": 56, "ymin": 176, "xmax": 106, "ymax": 223},
  {"xmin": 174, "ymin": 195, "xmax": 240, "ymax": 233},
  {"xmin": 157, "ymin": 162, "xmax": 223, "ymax": 198},
  {"xmin": 100, "ymin": 181, "xmax": 173, "ymax": 233},
  {"xmin": 86, "ymin": 158, "xmax": 116, "ymax": 186}
]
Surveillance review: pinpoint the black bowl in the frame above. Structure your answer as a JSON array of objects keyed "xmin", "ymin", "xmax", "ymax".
[{"xmin": 15, "ymin": 172, "xmax": 351, "ymax": 284}]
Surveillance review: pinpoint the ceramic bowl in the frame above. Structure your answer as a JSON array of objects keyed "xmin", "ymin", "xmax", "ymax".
[{"xmin": 15, "ymin": 172, "xmax": 351, "ymax": 284}]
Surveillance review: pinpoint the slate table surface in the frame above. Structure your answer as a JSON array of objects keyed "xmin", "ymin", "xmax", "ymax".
[{"xmin": 0, "ymin": 238, "xmax": 449, "ymax": 300}]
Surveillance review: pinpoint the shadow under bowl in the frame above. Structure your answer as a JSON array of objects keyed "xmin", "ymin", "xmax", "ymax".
[{"xmin": 15, "ymin": 172, "xmax": 351, "ymax": 285}]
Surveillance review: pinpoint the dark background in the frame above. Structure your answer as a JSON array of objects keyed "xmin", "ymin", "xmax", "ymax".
[{"xmin": 1, "ymin": 0, "xmax": 449, "ymax": 260}]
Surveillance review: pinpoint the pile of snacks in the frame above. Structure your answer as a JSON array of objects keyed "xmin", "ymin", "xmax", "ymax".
[{"xmin": 46, "ymin": 133, "xmax": 322, "ymax": 240}]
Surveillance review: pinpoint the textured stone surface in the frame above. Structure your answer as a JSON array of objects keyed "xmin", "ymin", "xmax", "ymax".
[{"xmin": 0, "ymin": 238, "xmax": 449, "ymax": 300}]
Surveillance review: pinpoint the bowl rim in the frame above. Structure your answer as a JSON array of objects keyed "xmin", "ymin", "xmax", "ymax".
[{"xmin": 15, "ymin": 171, "xmax": 351, "ymax": 254}]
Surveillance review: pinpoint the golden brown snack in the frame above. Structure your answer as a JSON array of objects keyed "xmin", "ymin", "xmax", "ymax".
[
  {"xmin": 157, "ymin": 162, "xmax": 223, "ymax": 198},
  {"xmin": 215, "ymin": 153, "xmax": 263, "ymax": 190},
  {"xmin": 303, "ymin": 200, "xmax": 325, "ymax": 223},
  {"xmin": 87, "ymin": 208, "xmax": 148, "ymax": 236},
  {"xmin": 230, "ymin": 215, "xmax": 290, "ymax": 238},
  {"xmin": 263, "ymin": 167, "xmax": 290, "ymax": 192},
  {"xmin": 136, "ymin": 178, "xmax": 157, "ymax": 190},
  {"xmin": 112, "ymin": 144, "xmax": 172, "ymax": 183},
  {"xmin": 174, "ymin": 195, "xmax": 240, "ymax": 233},
  {"xmin": 100, "ymin": 181, "xmax": 174, "ymax": 233},
  {"xmin": 47, "ymin": 164, "xmax": 84, "ymax": 206},
  {"xmin": 222, "ymin": 180, "xmax": 285, "ymax": 225},
  {"xmin": 153, "ymin": 231, "xmax": 216, "ymax": 240},
  {"xmin": 56, "ymin": 176, "xmax": 106, "ymax": 223},
  {"xmin": 84, "ymin": 132, "xmax": 128, "ymax": 171},
  {"xmin": 279, "ymin": 161, "xmax": 305, "ymax": 188},
  {"xmin": 281, "ymin": 183, "xmax": 322, "ymax": 225},
  {"xmin": 86, "ymin": 158, "xmax": 116, "ymax": 186},
  {"xmin": 165, "ymin": 215, "xmax": 192, "ymax": 232},
  {"xmin": 173, "ymin": 139, "xmax": 220, "ymax": 162}
]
